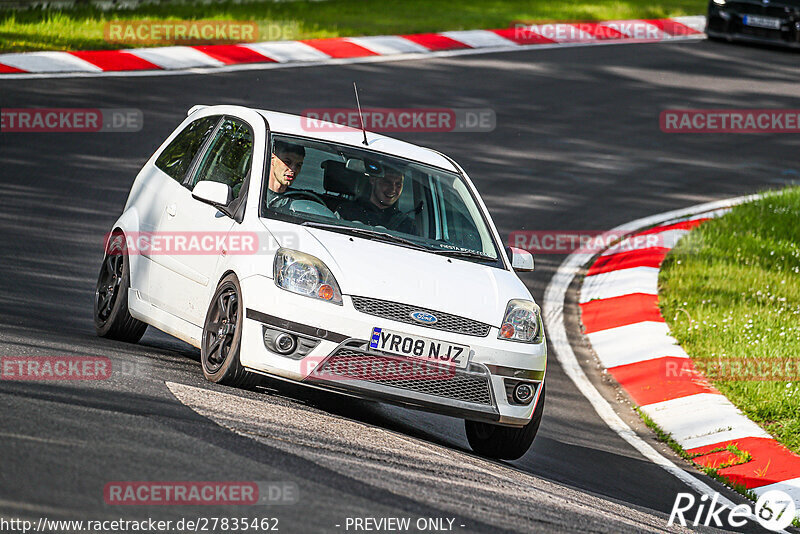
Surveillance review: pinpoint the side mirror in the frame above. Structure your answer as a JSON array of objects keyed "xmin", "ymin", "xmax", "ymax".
[
  {"xmin": 192, "ymin": 181, "xmax": 232, "ymax": 208},
  {"xmin": 506, "ymin": 246, "xmax": 534, "ymax": 272}
]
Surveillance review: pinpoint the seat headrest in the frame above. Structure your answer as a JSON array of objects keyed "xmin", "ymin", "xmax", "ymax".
[{"xmin": 322, "ymin": 160, "xmax": 364, "ymax": 196}]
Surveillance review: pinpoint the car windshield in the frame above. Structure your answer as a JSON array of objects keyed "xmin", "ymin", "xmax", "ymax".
[{"xmin": 261, "ymin": 134, "xmax": 501, "ymax": 265}]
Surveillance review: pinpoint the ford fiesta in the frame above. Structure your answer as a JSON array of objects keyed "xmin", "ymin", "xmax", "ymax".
[{"xmin": 94, "ymin": 105, "xmax": 546, "ymax": 460}]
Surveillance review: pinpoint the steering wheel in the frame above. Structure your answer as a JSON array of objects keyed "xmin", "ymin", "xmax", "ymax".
[
  {"xmin": 386, "ymin": 201, "xmax": 423, "ymax": 231},
  {"xmin": 268, "ymin": 189, "xmax": 328, "ymax": 209}
]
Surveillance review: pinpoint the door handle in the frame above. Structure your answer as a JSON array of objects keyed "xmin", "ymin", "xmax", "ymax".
[{"xmin": 166, "ymin": 204, "xmax": 177, "ymax": 217}]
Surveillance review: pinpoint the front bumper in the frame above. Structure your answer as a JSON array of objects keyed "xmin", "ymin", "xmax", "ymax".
[
  {"xmin": 707, "ymin": 4, "xmax": 800, "ymax": 48},
  {"xmin": 238, "ymin": 275, "xmax": 547, "ymax": 427}
]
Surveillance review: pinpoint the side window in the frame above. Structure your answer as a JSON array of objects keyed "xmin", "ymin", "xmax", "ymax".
[
  {"xmin": 155, "ymin": 116, "xmax": 220, "ymax": 182},
  {"xmin": 189, "ymin": 118, "xmax": 254, "ymax": 201}
]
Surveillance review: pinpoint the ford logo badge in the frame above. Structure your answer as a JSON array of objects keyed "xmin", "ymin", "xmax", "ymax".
[{"xmin": 410, "ymin": 311, "xmax": 437, "ymax": 324}]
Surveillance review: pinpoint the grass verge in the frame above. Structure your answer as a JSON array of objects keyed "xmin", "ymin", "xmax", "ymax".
[
  {"xmin": 0, "ymin": 0, "xmax": 706, "ymax": 53},
  {"xmin": 659, "ymin": 186, "xmax": 800, "ymax": 456}
]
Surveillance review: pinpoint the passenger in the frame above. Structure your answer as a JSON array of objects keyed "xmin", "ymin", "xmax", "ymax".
[
  {"xmin": 266, "ymin": 141, "xmax": 305, "ymax": 209},
  {"xmin": 336, "ymin": 166, "xmax": 416, "ymax": 234}
]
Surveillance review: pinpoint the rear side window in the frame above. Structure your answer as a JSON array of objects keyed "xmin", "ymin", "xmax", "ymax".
[{"xmin": 155, "ymin": 116, "xmax": 220, "ymax": 182}]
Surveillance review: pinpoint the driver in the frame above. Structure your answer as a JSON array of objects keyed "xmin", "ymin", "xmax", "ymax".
[
  {"xmin": 265, "ymin": 141, "xmax": 305, "ymax": 210},
  {"xmin": 336, "ymin": 166, "xmax": 416, "ymax": 234}
]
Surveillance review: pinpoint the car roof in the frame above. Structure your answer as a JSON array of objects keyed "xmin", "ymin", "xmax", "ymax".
[{"xmin": 254, "ymin": 108, "xmax": 458, "ymax": 172}]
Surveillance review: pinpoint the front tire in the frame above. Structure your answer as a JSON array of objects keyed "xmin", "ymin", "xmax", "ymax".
[
  {"xmin": 465, "ymin": 381, "xmax": 545, "ymax": 460},
  {"xmin": 94, "ymin": 231, "xmax": 147, "ymax": 343},
  {"xmin": 201, "ymin": 274, "xmax": 260, "ymax": 388}
]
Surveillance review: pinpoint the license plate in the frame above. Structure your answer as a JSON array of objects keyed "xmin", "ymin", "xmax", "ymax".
[
  {"xmin": 369, "ymin": 328, "xmax": 470, "ymax": 369},
  {"xmin": 743, "ymin": 15, "xmax": 782, "ymax": 30}
]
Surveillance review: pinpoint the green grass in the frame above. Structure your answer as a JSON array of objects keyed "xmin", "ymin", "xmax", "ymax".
[
  {"xmin": 659, "ymin": 186, "xmax": 800, "ymax": 456},
  {"xmin": 0, "ymin": 0, "xmax": 706, "ymax": 52}
]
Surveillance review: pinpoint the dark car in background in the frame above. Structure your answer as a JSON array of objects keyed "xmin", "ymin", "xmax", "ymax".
[{"xmin": 706, "ymin": 0, "xmax": 800, "ymax": 47}]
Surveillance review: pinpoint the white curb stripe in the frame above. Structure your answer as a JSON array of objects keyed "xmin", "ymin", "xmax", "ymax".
[
  {"xmin": 0, "ymin": 52, "xmax": 102, "ymax": 73},
  {"xmin": 587, "ymin": 321, "xmax": 689, "ymax": 369},
  {"xmin": 580, "ymin": 266, "xmax": 659, "ymax": 303},
  {"xmin": 125, "ymin": 47, "xmax": 225, "ymax": 69},
  {"xmin": 753, "ymin": 478, "xmax": 800, "ymax": 504},
  {"xmin": 241, "ymin": 41, "xmax": 331, "ymax": 63},
  {"xmin": 439, "ymin": 30, "xmax": 517, "ymax": 48},
  {"xmin": 346, "ymin": 35, "xmax": 431, "ymax": 55},
  {"xmin": 641, "ymin": 393, "xmax": 772, "ymax": 450},
  {"xmin": 671, "ymin": 15, "xmax": 708, "ymax": 33}
]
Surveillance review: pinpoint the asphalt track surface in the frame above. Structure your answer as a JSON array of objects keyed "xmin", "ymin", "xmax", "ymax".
[{"xmin": 1, "ymin": 38, "xmax": 799, "ymax": 533}]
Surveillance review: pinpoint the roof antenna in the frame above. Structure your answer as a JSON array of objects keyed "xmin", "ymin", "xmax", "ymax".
[{"xmin": 353, "ymin": 82, "xmax": 368, "ymax": 146}]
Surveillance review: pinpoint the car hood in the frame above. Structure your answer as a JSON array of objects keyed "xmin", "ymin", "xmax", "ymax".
[{"xmin": 265, "ymin": 221, "xmax": 533, "ymax": 327}]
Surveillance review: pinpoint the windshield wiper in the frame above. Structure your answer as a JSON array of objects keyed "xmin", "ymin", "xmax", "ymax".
[
  {"xmin": 431, "ymin": 248, "xmax": 496, "ymax": 261},
  {"xmin": 301, "ymin": 222, "xmax": 430, "ymax": 251}
]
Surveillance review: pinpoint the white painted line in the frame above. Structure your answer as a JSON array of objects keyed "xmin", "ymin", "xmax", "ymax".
[
  {"xmin": 580, "ymin": 266, "xmax": 659, "ymax": 303},
  {"xmin": 587, "ymin": 322, "xmax": 688, "ymax": 369},
  {"xmin": 346, "ymin": 35, "xmax": 430, "ymax": 55},
  {"xmin": 543, "ymin": 194, "xmax": 758, "ymax": 509},
  {"xmin": 687, "ymin": 207, "xmax": 731, "ymax": 221},
  {"xmin": 0, "ymin": 52, "xmax": 102, "ymax": 73},
  {"xmin": 126, "ymin": 47, "xmax": 225, "ymax": 69},
  {"xmin": 439, "ymin": 30, "xmax": 517, "ymax": 48},
  {"xmin": 241, "ymin": 41, "xmax": 331, "ymax": 63},
  {"xmin": 641, "ymin": 393, "xmax": 772, "ymax": 450},
  {"xmin": 600, "ymin": 228, "xmax": 689, "ymax": 256}
]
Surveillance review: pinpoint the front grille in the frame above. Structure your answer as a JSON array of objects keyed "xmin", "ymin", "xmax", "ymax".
[
  {"xmin": 351, "ymin": 296, "xmax": 492, "ymax": 337},
  {"xmin": 316, "ymin": 347, "xmax": 493, "ymax": 405},
  {"xmin": 728, "ymin": 1, "xmax": 794, "ymax": 17}
]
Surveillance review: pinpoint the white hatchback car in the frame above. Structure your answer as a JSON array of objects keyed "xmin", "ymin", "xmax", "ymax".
[{"xmin": 95, "ymin": 105, "xmax": 546, "ymax": 459}]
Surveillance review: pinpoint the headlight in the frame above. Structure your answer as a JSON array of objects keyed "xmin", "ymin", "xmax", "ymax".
[
  {"xmin": 713, "ymin": 0, "xmax": 726, "ymax": 5},
  {"xmin": 273, "ymin": 248, "xmax": 342, "ymax": 305},
  {"xmin": 498, "ymin": 299, "xmax": 540, "ymax": 343}
]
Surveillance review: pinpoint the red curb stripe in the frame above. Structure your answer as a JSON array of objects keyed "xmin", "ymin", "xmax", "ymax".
[
  {"xmin": 68, "ymin": 50, "xmax": 162, "ymax": 71},
  {"xmin": 0, "ymin": 63, "xmax": 26, "ymax": 73},
  {"xmin": 581, "ymin": 293, "xmax": 663, "ymax": 334},
  {"xmin": 688, "ymin": 437, "xmax": 800, "ymax": 489},
  {"xmin": 608, "ymin": 356, "xmax": 718, "ymax": 406},
  {"xmin": 490, "ymin": 28, "xmax": 556, "ymax": 45},
  {"xmin": 572, "ymin": 22, "xmax": 627, "ymax": 40},
  {"xmin": 644, "ymin": 18, "xmax": 702, "ymax": 36},
  {"xmin": 192, "ymin": 45, "xmax": 275, "ymax": 65},
  {"xmin": 300, "ymin": 38, "xmax": 377, "ymax": 58},
  {"xmin": 587, "ymin": 248, "xmax": 670, "ymax": 276},
  {"xmin": 401, "ymin": 33, "xmax": 472, "ymax": 50}
]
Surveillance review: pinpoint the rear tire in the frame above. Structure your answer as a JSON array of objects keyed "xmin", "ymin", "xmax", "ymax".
[
  {"xmin": 465, "ymin": 381, "xmax": 545, "ymax": 460},
  {"xmin": 94, "ymin": 231, "xmax": 147, "ymax": 343},
  {"xmin": 201, "ymin": 274, "xmax": 260, "ymax": 388}
]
